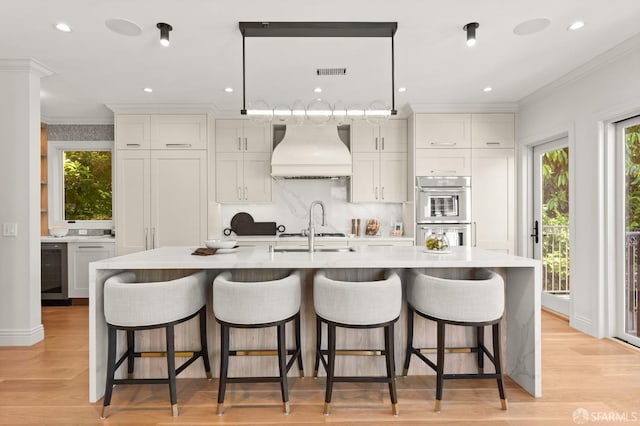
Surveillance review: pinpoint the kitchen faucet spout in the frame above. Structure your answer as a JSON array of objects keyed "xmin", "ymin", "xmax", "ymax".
[{"xmin": 308, "ymin": 200, "xmax": 326, "ymax": 252}]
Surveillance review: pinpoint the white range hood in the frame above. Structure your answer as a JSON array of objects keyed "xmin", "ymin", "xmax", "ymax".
[{"xmin": 271, "ymin": 125, "xmax": 352, "ymax": 178}]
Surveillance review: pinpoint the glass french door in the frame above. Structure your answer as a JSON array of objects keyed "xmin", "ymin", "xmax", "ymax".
[
  {"xmin": 533, "ymin": 138, "xmax": 570, "ymax": 316},
  {"xmin": 617, "ymin": 116, "xmax": 640, "ymax": 347}
]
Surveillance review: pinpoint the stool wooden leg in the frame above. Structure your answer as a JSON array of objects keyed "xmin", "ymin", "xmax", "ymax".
[
  {"xmin": 313, "ymin": 317, "xmax": 322, "ymax": 377},
  {"xmin": 384, "ymin": 324, "xmax": 399, "ymax": 416},
  {"xmin": 165, "ymin": 324, "xmax": 178, "ymax": 417},
  {"xmin": 476, "ymin": 326, "xmax": 484, "ymax": 373},
  {"xmin": 294, "ymin": 313, "xmax": 304, "ymax": 377},
  {"xmin": 492, "ymin": 323, "xmax": 508, "ymax": 410},
  {"xmin": 199, "ymin": 307, "xmax": 212, "ymax": 379},
  {"xmin": 323, "ymin": 323, "xmax": 337, "ymax": 415},
  {"xmin": 402, "ymin": 305, "xmax": 415, "ymax": 376},
  {"xmin": 101, "ymin": 325, "xmax": 117, "ymax": 419},
  {"xmin": 217, "ymin": 324, "xmax": 230, "ymax": 415},
  {"xmin": 435, "ymin": 320, "xmax": 445, "ymax": 412},
  {"xmin": 126, "ymin": 330, "xmax": 135, "ymax": 379},
  {"xmin": 277, "ymin": 322, "xmax": 290, "ymax": 414}
]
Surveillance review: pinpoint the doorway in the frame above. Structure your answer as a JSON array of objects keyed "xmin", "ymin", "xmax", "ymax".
[
  {"xmin": 616, "ymin": 116, "xmax": 640, "ymax": 347},
  {"xmin": 533, "ymin": 138, "xmax": 570, "ymax": 316}
]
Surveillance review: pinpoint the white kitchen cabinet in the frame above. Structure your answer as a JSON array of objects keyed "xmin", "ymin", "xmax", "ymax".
[
  {"xmin": 67, "ymin": 241, "xmax": 114, "ymax": 298},
  {"xmin": 415, "ymin": 113, "xmax": 472, "ymax": 149},
  {"xmin": 415, "ymin": 148, "xmax": 471, "ymax": 176},
  {"xmin": 351, "ymin": 120, "xmax": 407, "ymax": 153},
  {"xmin": 471, "ymin": 148, "xmax": 515, "ymax": 254},
  {"xmin": 215, "ymin": 119, "xmax": 271, "ymax": 153},
  {"xmin": 471, "ymin": 113, "xmax": 515, "ymax": 148},
  {"xmin": 116, "ymin": 150, "xmax": 207, "ymax": 255},
  {"xmin": 115, "ymin": 115, "xmax": 151, "ymax": 150},
  {"xmin": 215, "ymin": 152, "xmax": 272, "ymax": 202},
  {"xmin": 116, "ymin": 114, "xmax": 206, "ymax": 150},
  {"xmin": 351, "ymin": 152, "xmax": 407, "ymax": 202}
]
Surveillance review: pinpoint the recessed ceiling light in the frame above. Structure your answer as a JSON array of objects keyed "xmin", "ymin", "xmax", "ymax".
[
  {"xmin": 105, "ymin": 18, "xmax": 142, "ymax": 36},
  {"xmin": 398, "ymin": 87, "xmax": 407, "ymax": 93},
  {"xmin": 313, "ymin": 87, "xmax": 322, "ymax": 93},
  {"xmin": 54, "ymin": 22, "xmax": 72, "ymax": 32},
  {"xmin": 513, "ymin": 18, "xmax": 551, "ymax": 36},
  {"xmin": 143, "ymin": 87, "xmax": 153, "ymax": 93},
  {"xmin": 224, "ymin": 87, "xmax": 233, "ymax": 93},
  {"xmin": 568, "ymin": 21, "xmax": 585, "ymax": 31},
  {"xmin": 483, "ymin": 86, "xmax": 493, "ymax": 92}
]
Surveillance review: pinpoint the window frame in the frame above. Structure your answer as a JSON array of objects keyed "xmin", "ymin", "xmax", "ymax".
[{"xmin": 48, "ymin": 140, "xmax": 114, "ymax": 229}]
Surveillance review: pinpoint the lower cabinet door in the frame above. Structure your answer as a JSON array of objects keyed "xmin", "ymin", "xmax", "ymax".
[{"xmin": 67, "ymin": 242, "xmax": 115, "ymax": 298}]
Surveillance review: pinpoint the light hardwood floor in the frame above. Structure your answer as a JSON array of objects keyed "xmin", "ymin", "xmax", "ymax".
[{"xmin": 1, "ymin": 307, "xmax": 639, "ymax": 425}]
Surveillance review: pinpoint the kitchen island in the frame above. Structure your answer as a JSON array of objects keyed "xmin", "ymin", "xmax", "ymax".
[{"xmin": 88, "ymin": 245, "xmax": 541, "ymax": 402}]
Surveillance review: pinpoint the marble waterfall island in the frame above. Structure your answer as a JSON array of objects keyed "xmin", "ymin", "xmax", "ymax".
[{"xmin": 89, "ymin": 245, "xmax": 541, "ymax": 402}]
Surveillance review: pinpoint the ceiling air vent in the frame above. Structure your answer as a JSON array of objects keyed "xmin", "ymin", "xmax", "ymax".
[{"xmin": 316, "ymin": 67, "xmax": 347, "ymax": 76}]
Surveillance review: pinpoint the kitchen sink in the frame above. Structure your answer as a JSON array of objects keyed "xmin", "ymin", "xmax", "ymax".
[{"xmin": 272, "ymin": 246, "xmax": 356, "ymax": 253}]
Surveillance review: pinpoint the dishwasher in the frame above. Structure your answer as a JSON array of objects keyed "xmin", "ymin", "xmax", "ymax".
[{"xmin": 41, "ymin": 242, "xmax": 70, "ymax": 304}]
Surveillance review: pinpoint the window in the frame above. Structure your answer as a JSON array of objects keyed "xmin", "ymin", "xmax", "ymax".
[{"xmin": 48, "ymin": 141, "xmax": 113, "ymax": 229}]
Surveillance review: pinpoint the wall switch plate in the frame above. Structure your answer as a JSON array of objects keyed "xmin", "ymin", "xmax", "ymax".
[
  {"xmin": 2, "ymin": 223, "xmax": 18, "ymax": 237},
  {"xmin": 78, "ymin": 229, "xmax": 88, "ymax": 235}
]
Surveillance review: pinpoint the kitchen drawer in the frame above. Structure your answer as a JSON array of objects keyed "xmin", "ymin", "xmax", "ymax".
[{"xmin": 415, "ymin": 148, "xmax": 471, "ymax": 176}]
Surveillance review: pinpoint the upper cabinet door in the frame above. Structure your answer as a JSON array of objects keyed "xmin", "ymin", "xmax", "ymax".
[
  {"xmin": 242, "ymin": 122, "xmax": 271, "ymax": 153},
  {"xmin": 351, "ymin": 121, "xmax": 380, "ymax": 153},
  {"xmin": 379, "ymin": 153, "xmax": 407, "ymax": 202},
  {"xmin": 380, "ymin": 120, "xmax": 408, "ymax": 153},
  {"xmin": 471, "ymin": 113, "xmax": 515, "ymax": 148},
  {"xmin": 415, "ymin": 114, "xmax": 472, "ymax": 149},
  {"xmin": 351, "ymin": 153, "xmax": 380, "ymax": 202},
  {"xmin": 150, "ymin": 114, "xmax": 207, "ymax": 150},
  {"xmin": 115, "ymin": 115, "xmax": 151, "ymax": 150},
  {"xmin": 215, "ymin": 120, "xmax": 243, "ymax": 153}
]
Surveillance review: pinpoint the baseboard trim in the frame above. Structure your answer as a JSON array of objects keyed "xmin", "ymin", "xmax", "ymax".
[{"xmin": 0, "ymin": 324, "xmax": 45, "ymax": 346}]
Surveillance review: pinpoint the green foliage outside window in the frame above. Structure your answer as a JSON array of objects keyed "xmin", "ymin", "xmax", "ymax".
[
  {"xmin": 625, "ymin": 125, "xmax": 640, "ymax": 231},
  {"xmin": 63, "ymin": 151, "xmax": 112, "ymax": 220}
]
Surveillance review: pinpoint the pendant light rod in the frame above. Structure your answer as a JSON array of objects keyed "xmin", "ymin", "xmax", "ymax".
[{"xmin": 238, "ymin": 21, "xmax": 398, "ymax": 116}]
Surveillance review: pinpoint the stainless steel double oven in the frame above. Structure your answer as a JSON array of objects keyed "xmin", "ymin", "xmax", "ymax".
[{"xmin": 415, "ymin": 176, "xmax": 471, "ymax": 247}]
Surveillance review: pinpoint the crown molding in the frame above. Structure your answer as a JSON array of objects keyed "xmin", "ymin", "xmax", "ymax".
[
  {"xmin": 106, "ymin": 103, "xmax": 219, "ymax": 115},
  {"xmin": 0, "ymin": 58, "xmax": 54, "ymax": 77},
  {"xmin": 519, "ymin": 32, "xmax": 640, "ymax": 107},
  {"xmin": 408, "ymin": 102, "xmax": 519, "ymax": 113}
]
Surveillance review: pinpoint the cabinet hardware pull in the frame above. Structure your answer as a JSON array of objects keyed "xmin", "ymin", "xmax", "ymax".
[
  {"xmin": 382, "ymin": 137, "xmax": 385, "ymax": 151},
  {"xmin": 381, "ymin": 187, "xmax": 385, "ymax": 200},
  {"xmin": 244, "ymin": 137, "xmax": 248, "ymax": 151},
  {"xmin": 244, "ymin": 187, "xmax": 248, "ymax": 200},
  {"xmin": 486, "ymin": 141, "xmax": 500, "ymax": 146},
  {"xmin": 165, "ymin": 143, "xmax": 192, "ymax": 147},
  {"xmin": 238, "ymin": 137, "xmax": 242, "ymax": 151},
  {"xmin": 375, "ymin": 137, "xmax": 378, "ymax": 150},
  {"xmin": 430, "ymin": 142, "xmax": 456, "ymax": 146},
  {"xmin": 472, "ymin": 222, "xmax": 477, "ymax": 247},
  {"xmin": 126, "ymin": 143, "xmax": 141, "ymax": 146},
  {"xmin": 375, "ymin": 187, "xmax": 379, "ymax": 200},
  {"xmin": 430, "ymin": 170, "xmax": 456, "ymax": 175},
  {"xmin": 144, "ymin": 228, "xmax": 148, "ymax": 250},
  {"xmin": 151, "ymin": 228, "xmax": 156, "ymax": 249},
  {"xmin": 78, "ymin": 245, "xmax": 104, "ymax": 249},
  {"xmin": 237, "ymin": 187, "xmax": 242, "ymax": 200}
]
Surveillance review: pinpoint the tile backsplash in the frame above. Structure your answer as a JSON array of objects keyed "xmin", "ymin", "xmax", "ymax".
[{"xmin": 220, "ymin": 178, "xmax": 403, "ymax": 236}]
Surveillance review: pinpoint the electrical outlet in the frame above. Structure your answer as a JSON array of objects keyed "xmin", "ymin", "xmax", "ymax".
[
  {"xmin": 2, "ymin": 223, "xmax": 18, "ymax": 237},
  {"xmin": 78, "ymin": 229, "xmax": 88, "ymax": 235}
]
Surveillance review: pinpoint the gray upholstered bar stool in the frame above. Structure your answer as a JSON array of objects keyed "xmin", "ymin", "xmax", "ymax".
[
  {"xmin": 101, "ymin": 270, "xmax": 212, "ymax": 418},
  {"xmin": 313, "ymin": 270, "xmax": 402, "ymax": 416},
  {"xmin": 403, "ymin": 268, "xmax": 507, "ymax": 412},
  {"xmin": 213, "ymin": 270, "xmax": 303, "ymax": 415}
]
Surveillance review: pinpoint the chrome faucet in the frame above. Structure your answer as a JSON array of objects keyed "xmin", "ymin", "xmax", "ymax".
[{"xmin": 307, "ymin": 200, "xmax": 326, "ymax": 252}]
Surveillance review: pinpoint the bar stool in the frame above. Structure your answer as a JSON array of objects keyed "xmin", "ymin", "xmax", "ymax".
[
  {"xmin": 403, "ymin": 268, "xmax": 507, "ymax": 411},
  {"xmin": 213, "ymin": 270, "xmax": 303, "ymax": 415},
  {"xmin": 313, "ymin": 270, "xmax": 402, "ymax": 416},
  {"xmin": 101, "ymin": 270, "xmax": 212, "ymax": 418}
]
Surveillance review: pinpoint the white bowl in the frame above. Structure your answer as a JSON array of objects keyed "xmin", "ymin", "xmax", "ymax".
[
  {"xmin": 205, "ymin": 239, "xmax": 237, "ymax": 249},
  {"xmin": 49, "ymin": 226, "xmax": 69, "ymax": 237}
]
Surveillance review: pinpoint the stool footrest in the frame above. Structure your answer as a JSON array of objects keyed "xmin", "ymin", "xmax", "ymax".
[
  {"xmin": 330, "ymin": 376, "xmax": 394, "ymax": 383},
  {"xmin": 113, "ymin": 378, "xmax": 169, "ymax": 385},
  {"xmin": 229, "ymin": 349, "xmax": 298, "ymax": 356},
  {"xmin": 417, "ymin": 347, "xmax": 476, "ymax": 354},
  {"xmin": 137, "ymin": 351, "xmax": 196, "ymax": 357},
  {"xmin": 225, "ymin": 376, "xmax": 287, "ymax": 384},
  {"xmin": 319, "ymin": 349, "xmax": 386, "ymax": 356},
  {"xmin": 443, "ymin": 373, "xmax": 501, "ymax": 380}
]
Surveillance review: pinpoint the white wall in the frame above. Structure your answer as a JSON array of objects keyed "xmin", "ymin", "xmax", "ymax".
[
  {"xmin": 0, "ymin": 59, "xmax": 52, "ymax": 345},
  {"xmin": 517, "ymin": 34, "xmax": 640, "ymax": 337}
]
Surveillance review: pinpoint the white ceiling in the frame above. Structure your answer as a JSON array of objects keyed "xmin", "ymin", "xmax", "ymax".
[{"xmin": 2, "ymin": 0, "xmax": 640, "ymax": 123}]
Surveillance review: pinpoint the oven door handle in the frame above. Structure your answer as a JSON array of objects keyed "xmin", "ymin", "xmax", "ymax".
[{"xmin": 418, "ymin": 187, "xmax": 468, "ymax": 192}]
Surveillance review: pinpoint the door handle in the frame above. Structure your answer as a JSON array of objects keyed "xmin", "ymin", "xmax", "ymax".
[
  {"xmin": 144, "ymin": 228, "xmax": 148, "ymax": 250},
  {"xmin": 381, "ymin": 137, "xmax": 385, "ymax": 151},
  {"xmin": 238, "ymin": 137, "xmax": 242, "ymax": 151},
  {"xmin": 381, "ymin": 187, "xmax": 385, "ymax": 200},
  {"xmin": 472, "ymin": 222, "xmax": 477, "ymax": 247},
  {"xmin": 530, "ymin": 220, "xmax": 539, "ymax": 244},
  {"xmin": 237, "ymin": 187, "xmax": 242, "ymax": 200},
  {"xmin": 244, "ymin": 187, "xmax": 248, "ymax": 200},
  {"xmin": 375, "ymin": 137, "xmax": 378, "ymax": 151},
  {"xmin": 244, "ymin": 137, "xmax": 248, "ymax": 151},
  {"xmin": 151, "ymin": 227, "xmax": 156, "ymax": 249},
  {"xmin": 375, "ymin": 187, "xmax": 379, "ymax": 200}
]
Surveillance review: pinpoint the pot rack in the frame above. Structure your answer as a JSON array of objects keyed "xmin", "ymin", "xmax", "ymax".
[{"xmin": 238, "ymin": 21, "xmax": 399, "ymax": 117}]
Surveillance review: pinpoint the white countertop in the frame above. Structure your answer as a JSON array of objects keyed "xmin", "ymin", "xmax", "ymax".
[
  {"xmin": 41, "ymin": 235, "xmax": 115, "ymax": 243},
  {"xmin": 92, "ymin": 245, "xmax": 538, "ymax": 270},
  {"xmin": 234, "ymin": 235, "xmax": 414, "ymax": 243}
]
